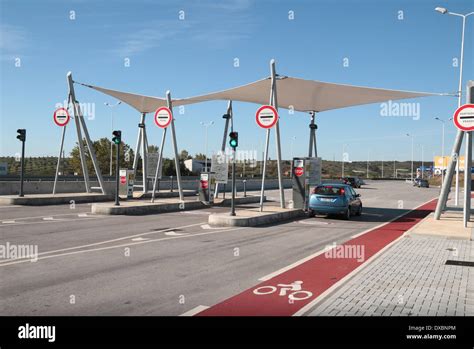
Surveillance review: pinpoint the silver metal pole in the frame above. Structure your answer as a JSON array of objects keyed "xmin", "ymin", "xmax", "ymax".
[
  {"xmin": 463, "ymin": 131, "xmax": 472, "ymax": 227},
  {"xmin": 215, "ymin": 101, "xmax": 232, "ymax": 198},
  {"xmin": 53, "ymin": 125, "xmax": 67, "ymax": 195},
  {"xmin": 167, "ymin": 91, "xmax": 184, "ymax": 201},
  {"xmin": 455, "ymin": 158, "xmax": 460, "ymax": 205},
  {"xmin": 434, "ymin": 130, "xmax": 465, "ymax": 219},
  {"xmin": 67, "ymin": 72, "xmax": 90, "ymax": 193},
  {"xmin": 140, "ymin": 113, "xmax": 148, "ymax": 194},
  {"xmin": 454, "ymin": 15, "xmax": 467, "ymax": 206},
  {"xmin": 132, "ymin": 121, "xmax": 142, "ymax": 175},
  {"xmin": 270, "ymin": 59, "xmax": 285, "ymax": 209},
  {"xmin": 259, "ymin": 128, "xmax": 270, "ymax": 212},
  {"xmin": 442, "ymin": 122, "xmax": 445, "ymax": 185},
  {"xmin": 76, "ymin": 103, "xmax": 106, "ymax": 194},
  {"xmin": 151, "ymin": 128, "xmax": 167, "ymax": 203}
]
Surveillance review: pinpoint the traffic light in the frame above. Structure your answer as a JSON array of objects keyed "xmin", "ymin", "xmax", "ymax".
[
  {"xmin": 16, "ymin": 129, "xmax": 26, "ymax": 142},
  {"xmin": 112, "ymin": 130, "xmax": 121, "ymax": 145},
  {"xmin": 229, "ymin": 131, "xmax": 238, "ymax": 149}
]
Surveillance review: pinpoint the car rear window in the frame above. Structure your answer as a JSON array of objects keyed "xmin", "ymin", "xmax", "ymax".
[{"xmin": 314, "ymin": 186, "xmax": 344, "ymax": 196}]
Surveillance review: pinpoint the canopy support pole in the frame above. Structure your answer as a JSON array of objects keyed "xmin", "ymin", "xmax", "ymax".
[
  {"xmin": 259, "ymin": 129, "xmax": 270, "ymax": 212},
  {"xmin": 434, "ymin": 131, "xmax": 464, "ymax": 219},
  {"xmin": 308, "ymin": 111, "xmax": 318, "ymax": 157},
  {"xmin": 167, "ymin": 91, "xmax": 184, "ymax": 202},
  {"xmin": 435, "ymin": 80, "xmax": 473, "ymax": 220},
  {"xmin": 271, "ymin": 59, "xmax": 286, "ymax": 209},
  {"xmin": 53, "ymin": 124, "xmax": 67, "ymax": 195},
  {"xmin": 67, "ymin": 72, "xmax": 106, "ymax": 194},
  {"xmin": 215, "ymin": 101, "xmax": 232, "ymax": 199},
  {"xmin": 141, "ymin": 113, "xmax": 148, "ymax": 194},
  {"xmin": 151, "ymin": 127, "xmax": 167, "ymax": 203}
]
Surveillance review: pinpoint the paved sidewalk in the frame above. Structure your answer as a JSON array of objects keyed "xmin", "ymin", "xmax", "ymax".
[{"xmin": 307, "ymin": 234, "xmax": 474, "ymax": 316}]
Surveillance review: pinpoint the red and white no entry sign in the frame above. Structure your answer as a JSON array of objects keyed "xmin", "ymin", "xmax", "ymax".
[
  {"xmin": 154, "ymin": 107, "xmax": 172, "ymax": 128},
  {"xmin": 294, "ymin": 167, "xmax": 304, "ymax": 177},
  {"xmin": 453, "ymin": 104, "xmax": 474, "ymax": 131},
  {"xmin": 256, "ymin": 105, "xmax": 278, "ymax": 129},
  {"xmin": 53, "ymin": 108, "xmax": 70, "ymax": 127}
]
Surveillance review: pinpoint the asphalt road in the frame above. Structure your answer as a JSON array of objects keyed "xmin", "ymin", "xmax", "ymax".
[{"xmin": 0, "ymin": 181, "xmax": 439, "ymax": 316}]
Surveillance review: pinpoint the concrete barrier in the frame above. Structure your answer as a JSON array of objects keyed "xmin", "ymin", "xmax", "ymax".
[
  {"xmin": 209, "ymin": 208, "xmax": 306, "ymax": 227},
  {"xmin": 0, "ymin": 178, "xmax": 292, "ymax": 195},
  {"xmin": 91, "ymin": 195, "xmax": 264, "ymax": 215}
]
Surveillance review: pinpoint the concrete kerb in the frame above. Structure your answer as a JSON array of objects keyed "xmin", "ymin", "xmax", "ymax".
[
  {"xmin": 91, "ymin": 195, "xmax": 264, "ymax": 215},
  {"xmin": 208, "ymin": 206, "xmax": 306, "ymax": 227},
  {"xmin": 0, "ymin": 193, "xmax": 114, "ymax": 206}
]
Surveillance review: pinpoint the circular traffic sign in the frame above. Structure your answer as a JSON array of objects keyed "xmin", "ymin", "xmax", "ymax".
[
  {"xmin": 53, "ymin": 108, "xmax": 70, "ymax": 127},
  {"xmin": 453, "ymin": 104, "xmax": 474, "ymax": 131},
  {"xmin": 294, "ymin": 167, "xmax": 304, "ymax": 177},
  {"xmin": 154, "ymin": 107, "xmax": 173, "ymax": 128},
  {"xmin": 256, "ymin": 105, "xmax": 278, "ymax": 129}
]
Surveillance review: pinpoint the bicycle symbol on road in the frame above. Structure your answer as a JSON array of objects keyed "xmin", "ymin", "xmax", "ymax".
[{"xmin": 253, "ymin": 280, "xmax": 313, "ymax": 302}]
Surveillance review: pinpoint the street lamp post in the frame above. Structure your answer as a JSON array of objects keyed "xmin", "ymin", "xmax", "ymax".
[
  {"xmin": 105, "ymin": 101, "xmax": 121, "ymax": 177},
  {"xmin": 342, "ymin": 143, "xmax": 347, "ymax": 177},
  {"xmin": 200, "ymin": 121, "xmax": 214, "ymax": 172},
  {"xmin": 406, "ymin": 133, "xmax": 414, "ymax": 182},
  {"xmin": 434, "ymin": 117, "xmax": 445, "ymax": 185},
  {"xmin": 435, "ymin": 7, "xmax": 474, "ymax": 205},
  {"xmin": 421, "ymin": 145, "xmax": 424, "ymax": 179}
]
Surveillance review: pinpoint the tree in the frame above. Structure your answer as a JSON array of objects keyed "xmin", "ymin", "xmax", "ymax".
[
  {"xmin": 70, "ymin": 138, "xmax": 133, "ymax": 176},
  {"xmin": 194, "ymin": 153, "xmax": 207, "ymax": 160},
  {"xmin": 180, "ymin": 150, "xmax": 192, "ymax": 161}
]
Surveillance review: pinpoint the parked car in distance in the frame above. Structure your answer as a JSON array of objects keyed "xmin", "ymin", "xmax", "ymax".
[
  {"xmin": 309, "ymin": 183, "xmax": 362, "ymax": 220},
  {"xmin": 413, "ymin": 178, "xmax": 429, "ymax": 188},
  {"xmin": 341, "ymin": 176, "xmax": 362, "ymax": 188}
]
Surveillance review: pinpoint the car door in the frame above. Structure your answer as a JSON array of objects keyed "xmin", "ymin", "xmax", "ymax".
[{"xmin": 348, "ymin": 187, "xmax": 360, "ymax": 212}]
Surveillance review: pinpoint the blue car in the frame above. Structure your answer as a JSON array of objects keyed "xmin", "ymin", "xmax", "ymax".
[{"xmin": 308, "ymin": 183, "xmax": 362, "ymax": 220}]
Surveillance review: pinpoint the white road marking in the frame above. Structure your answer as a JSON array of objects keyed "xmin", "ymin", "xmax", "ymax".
[
  {"xmin": 200, "ymin": 224, "xmax": 231, "ymax": 230},
  {"xmin": 131, "ymin": 237, "xmax": 150, "ymax": 241},
  {"xmin": 2, "ymin": 220, "xmax": 16, "ymax": 224},
  {"xmin": 0, "ymin": 217, "xmax": 100, "ymax": 227},
  {"xmin": 0, "ymin": 226, "xmax": 244, "ymax": 267},
  {"xmin": 78, "ymin": 213, "xmax": 89, "ymax": 217},
  {"xmin": 259, "ymin": 196, "xmax": 438, "ymax": 282},
  {"xmin": 164, "ymin": 231, "xmax": 188, "ymax": 236},
  {"xmin": 298, "ymin": 220, "xmax": 331, "ymax": 225},
  {"xmin": 17, "ymin": 222, "xmax": 204, "ymax": 257},
  {"xmin": 180, "ymin": 211, "xmax": 212, "ymax": 215},
  {"xmin": 179, "ymin": 305, "xmax": 210, "ymax": 316}
]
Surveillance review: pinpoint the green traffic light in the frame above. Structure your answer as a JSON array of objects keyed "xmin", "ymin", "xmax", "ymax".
[{"xmin": 229, "ymin": 139, "xmax": 237, "ymax": 147}]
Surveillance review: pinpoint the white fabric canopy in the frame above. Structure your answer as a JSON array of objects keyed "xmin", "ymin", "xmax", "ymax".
[{"xmin": 76, "ymin": 76, "xmax": 443, "ymax": 114}]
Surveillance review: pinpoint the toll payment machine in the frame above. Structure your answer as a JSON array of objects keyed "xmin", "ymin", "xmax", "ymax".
[
  {"xmin": 292, "ymin": 157, "xmax": 322, "ymax": 210},
  {"xmin": 119, "ymin": 169, "xmax": 134, "ymax": 199},
  {"xmin": 198, "ymin": 172, "xmax": 215, "ymax": 205}
]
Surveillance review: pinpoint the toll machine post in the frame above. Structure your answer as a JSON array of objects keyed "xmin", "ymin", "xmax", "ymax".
[{"xmin": 292, "ymin": 157, "xmax": 322, "ymax": 210}]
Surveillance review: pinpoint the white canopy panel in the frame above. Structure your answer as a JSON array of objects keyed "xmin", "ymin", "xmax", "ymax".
[
  {"xmin": 75, "ymin": 81, "xmax": 168, "ymax": 113},
  {"xmin": 76, "ymin": 76, "xmax": 443, "ymax": 114}
]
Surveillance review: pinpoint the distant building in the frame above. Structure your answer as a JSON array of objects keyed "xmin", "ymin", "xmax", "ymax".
[
  {"xmin": 184, "ymin": 159, "xmax": 211, "ymax": 173},
  {"xmin": 0, "ymin": 162, "xmax": 7, "ymax": 176}
]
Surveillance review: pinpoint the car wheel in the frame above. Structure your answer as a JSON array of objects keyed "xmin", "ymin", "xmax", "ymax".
[
  {"xmin": 356, "ymin": 204, "xmax": 362, "ymax": 216},
  {"xmin": 342, "ymin": 208, "xmax": 351, "ymax": 220},
  {"xmin": 308, "ymin": 209, "xmax": 315, "ymax": 218}
]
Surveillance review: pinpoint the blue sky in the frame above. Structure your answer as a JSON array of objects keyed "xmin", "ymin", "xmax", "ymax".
[{"xmin": 1, "ymin": 0, "xmax": 473, "ymax": 161}]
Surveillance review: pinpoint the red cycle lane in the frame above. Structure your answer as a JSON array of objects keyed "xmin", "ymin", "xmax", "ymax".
[{"xmin": 197, "ymin": 198, "xmax": 438, "ymax": 316}]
